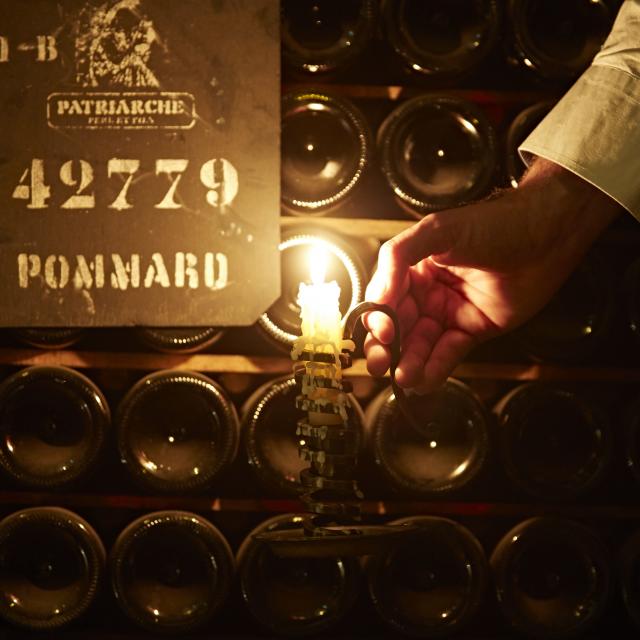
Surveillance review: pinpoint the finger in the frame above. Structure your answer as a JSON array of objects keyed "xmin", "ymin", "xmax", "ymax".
[
  {"xmin": 415, "ymin": 329, "xmax": 475, "ymax": 394},
  {"xmin": 363, "ymin": 257, "xmax": 409, "ymax": 342},
  {"xmin": 396, "ymin": 294, "xmax": 419, "ymax": 338},
  {"xmin": 395, "ymin": 316, "xmax": 442, "ymax": 389},
  {"xmin": 365, "ymin": 291, "xmax": 419, "ymax": 349},
  {"xmin": 383, "ymin": 212, "xmax": 458, "ymax": 268},
  {"xmin": 363, "ymin": 211, "xmax": 458, "ymax": 344},
  {"xmin": 364, "ymin": 332, "xmax": 391, "ymax": 377},
  {"xmin": 364, "ymin": 213, "xmax": 456, "ymax": 334}
]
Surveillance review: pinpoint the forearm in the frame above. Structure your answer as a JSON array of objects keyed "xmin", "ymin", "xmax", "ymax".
[{"xmin": 517, "ymin": 158, "xmax": 622, "ymax": 268}]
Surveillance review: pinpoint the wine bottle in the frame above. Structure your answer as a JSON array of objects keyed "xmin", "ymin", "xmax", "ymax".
[
  {"xmin": 378, "ymin": 94, "xmax": 497, "ymax": 218},
  {"xmin": 110, "ymin": 510, "xmax": 233, "ymax": 633},
  {"xmin": 494, "ymin": 383, "xmax": 611, "ymax": 500},
  {"xmin": 383, "ymin": 0, "xmax": 501, "ymax": 77},
  {"xmin": 507, "ymin": 0, "xmax": 615, "ymax": 80},
  {"xmin": 282, "ymin": 0, "xmax": 377, "ymax": 75},
  {"xmin": 13, "ymin": 327, "xmax": 85, "ymax": 349},
  {"xmin": 237, "ymin": 513, "xmax": 360, "ymax": 635},
  {"xmin": 624, "ymin": 394, "xmax": 640, "ymax": 487},
  {"xmin": 491, "ymin": 517, "xmax": 610, "ymax": 638},
  {"xmin": 0, "ymin": 366, "xmax": 110, "ymax": 488},
  {"xmin": 281, "ymin": 89, "xmax": 371, "ymax": 215},
  {"xmin": 513, "ymin": 250, "xmax": 614, "ymax": 362},
  {"xmin": 367, "ymin": 516, "xmax": 488, "ymax": 637},
  {"xmin": 364, "ymin": 378, "xmax": 489, "ymax": 496},
  {"xmin": 623, "ymin": 257, "xmax": 640, "ymax": 350},
  {"xmin": 242, "ymin": 374, "xmax": 364, "ymax": 495},
  {"xmin": 116, "ymin": 370, "xmax": 239, "ymax": 492},
  {"xmin": 135, "ymin": 326, "xmax": 224, "ymax": 353},
  {"xmin": 505, "ymin": 101, "xmax": 554, "ymax": 187},
  {"xmin": 621, "ymin": 529, "xmax": 640, "ymax": 630},
  {"xmin": 257, "ymin": 229, "xmax": 366, "ymax": 350},
  {"xmin": 0, "ymin": 506, "xmax": 105, "ymax": 630}
]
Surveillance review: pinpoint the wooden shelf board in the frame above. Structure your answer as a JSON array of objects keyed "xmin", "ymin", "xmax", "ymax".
[
  {"xmin": 282, "ymin": 83, "xmax": 556, "ymax": 104},
  {"xmin": 281, "ymin": 216, "xmax": 640, "ymax": 244},
  {"xmin": 281, "ymin": 216, "xmax": 412, "ymax": 240},
  {"xmin": 0, "ymin": 349, "xmax": 296, "ymax": 375},
  {"xmin": 1, "ymin": 348, "xmax": 639, "ymax": 381},
  {"xmin": 1, "ymin": 491, "xmax": 639, "ymax": 519}
]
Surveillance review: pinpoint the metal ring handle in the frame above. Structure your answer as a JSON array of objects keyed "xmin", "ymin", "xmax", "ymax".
[{"xmin": 343, "ymin": 301, "xmax": 424, "ymax": 436}]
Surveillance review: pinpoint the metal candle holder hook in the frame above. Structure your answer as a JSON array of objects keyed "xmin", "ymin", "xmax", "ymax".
[
  {"xmin": 343, "ymin": 301, "xmax": 425, "ymax": 437},
  {"xmin": 255, "ymin": 301, "xmax": 419, "ymax": 559}
]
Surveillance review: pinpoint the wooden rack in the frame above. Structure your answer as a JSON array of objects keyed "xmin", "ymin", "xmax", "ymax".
[
  {"xmin": 2, "ymin": 347, "xmax": 640, "ymax": 382},
  {"xmin": 2, "ymin": 490, "xmax": 640, "ymax": 520}
]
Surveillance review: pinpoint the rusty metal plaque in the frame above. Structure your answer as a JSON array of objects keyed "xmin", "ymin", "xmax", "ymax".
[{"xmin": 0, "ymin": 0, "xmax": 280, "ymax": 326}]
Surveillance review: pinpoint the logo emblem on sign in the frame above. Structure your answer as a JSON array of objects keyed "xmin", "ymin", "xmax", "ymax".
[
  {"xmin": 76, "ymin": 0, "xmax": 160, "ymax": 88},
  {"xmin": 47, "ymin": 0, "xmax": 196, "ymax": 130}
]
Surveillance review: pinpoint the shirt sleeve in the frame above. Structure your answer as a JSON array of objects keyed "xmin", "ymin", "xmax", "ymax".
[{"xmin": 518, "ymin": 0, "xmax": 640, "ymax": 219}]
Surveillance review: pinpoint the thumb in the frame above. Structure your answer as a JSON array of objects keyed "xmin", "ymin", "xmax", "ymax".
[
  {"xmin": 365, "ymin": 213, "xmax": 456, "ymax": 342},
  {"xmin": 388, "ymin": 210, "xmax": 458, "ymax": 267}
]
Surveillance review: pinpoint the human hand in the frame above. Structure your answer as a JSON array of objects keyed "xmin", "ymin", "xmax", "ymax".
[{"xmin": 364, "ymin": 159, "xmax": 621, "ymax": 392}]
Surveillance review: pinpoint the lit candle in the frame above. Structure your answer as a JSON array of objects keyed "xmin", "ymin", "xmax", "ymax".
[
  {"xmin": 295, "ymin": 245, "xmax": 343, "ymax": 356},
  {"xmin": 292, "ymin": 243, "xmax": 354, "ymax": 426}
]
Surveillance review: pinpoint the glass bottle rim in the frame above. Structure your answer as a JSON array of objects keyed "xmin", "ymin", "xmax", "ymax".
[
  {"xmin": 116, "ymin": 370, "xmax": 239, "ymax": 492},
  {"xmin": 490, "ymin": 516, "xmax": 611, "ymax": 637},
  {"xmin": 281, "ymin": 0, "xmax": 377, "ymax": 75},
  {"xmin": 281, "ymin": 90, "xmax": 372, "ymax": 213},
  {"xmin": 110, "ymin": 509, "xmax": 233, "ymax": 633},
  {"xmin": 620, "ymin": 528, "xmax": 640, "ymax": 631},
  {"xmin": 241, "ymin": 374, "xmax": 364, "ymax": 496},
  {"xmin": 494, "ymin": 382, "xmax": 612, "ymax": 500},
  {"xmin": 367, "ymin": 515, "xmax": 488, "ymax": 636},
  {"xmin": 368, "ymin": 377, "xmax": 490, "ymax": 495},
  {"xmin": 0, "ymin": 365, "xmax": 110, "ymax": 489},
  {"xmin": 384, "ymin": 0, "xmax": 502, "ymax": 76},
  {"xmin": 377, "ymin": 94, "xmax": 497, "ymax": 217},
  {"xmin": 508, "ymin": 0, "xmax": 613, "ymax": 79},
  {"xmin": 135, "ymin": 326, "xmax": 224, "ymax": 354},
  {"xmin": 0, "ymin": 506, "xmax": 105, "ymax": 630},
  {"xmin": 236, "ymin": 512, "xmax": 360, "ymax": 635},
  {"xmin": 13, "ymin": 327, "xmax": 85, "ymax": 349}
]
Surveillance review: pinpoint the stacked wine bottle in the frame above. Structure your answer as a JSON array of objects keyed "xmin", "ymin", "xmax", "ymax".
[
  {"xmin": 0, "ymin": 503, "xmax": 639, "ymax": 637},
  {"xmin": 1, "ymin": 0, "xmax": 638, "ymax": 638}
]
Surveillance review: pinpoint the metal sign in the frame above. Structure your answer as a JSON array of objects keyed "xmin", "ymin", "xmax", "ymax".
[{"xmin": 0, "ymin": 0, "xmax": 280, "ymax": 326}]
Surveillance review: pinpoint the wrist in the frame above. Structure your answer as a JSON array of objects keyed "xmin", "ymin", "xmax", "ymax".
[{"xmin": 519, "ymin": 158, "xmax": 621, "ymax": 252}]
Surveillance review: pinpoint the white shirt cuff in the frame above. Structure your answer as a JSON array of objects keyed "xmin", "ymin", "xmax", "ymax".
[{"xmin": 519, "ymin": 64, "xmax": 640, "ymax": 219}]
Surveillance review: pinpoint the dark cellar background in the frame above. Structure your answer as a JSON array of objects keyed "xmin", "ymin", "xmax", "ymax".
[{"xmin": 2, "ymin": 0, "xmax": 640, "ymax": 638}]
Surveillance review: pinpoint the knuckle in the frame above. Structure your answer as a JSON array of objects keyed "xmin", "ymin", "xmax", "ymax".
[{"xmin": 379, "ymin": 238, "xmax": 399, "ymax": 261}]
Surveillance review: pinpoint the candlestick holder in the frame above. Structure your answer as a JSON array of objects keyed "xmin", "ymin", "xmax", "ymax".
[
  {"xmin": 256, "ymin": 302, "xmax": 422, "ymax": 558},
  {"xmin": 293, "ymin": 346, "xmax": 363, "ymax": 521}
]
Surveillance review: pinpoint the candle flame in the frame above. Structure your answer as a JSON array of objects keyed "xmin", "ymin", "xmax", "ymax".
[{"xmin": 309, "ymin": 245, "xmax": 329, "ymax": 285}]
